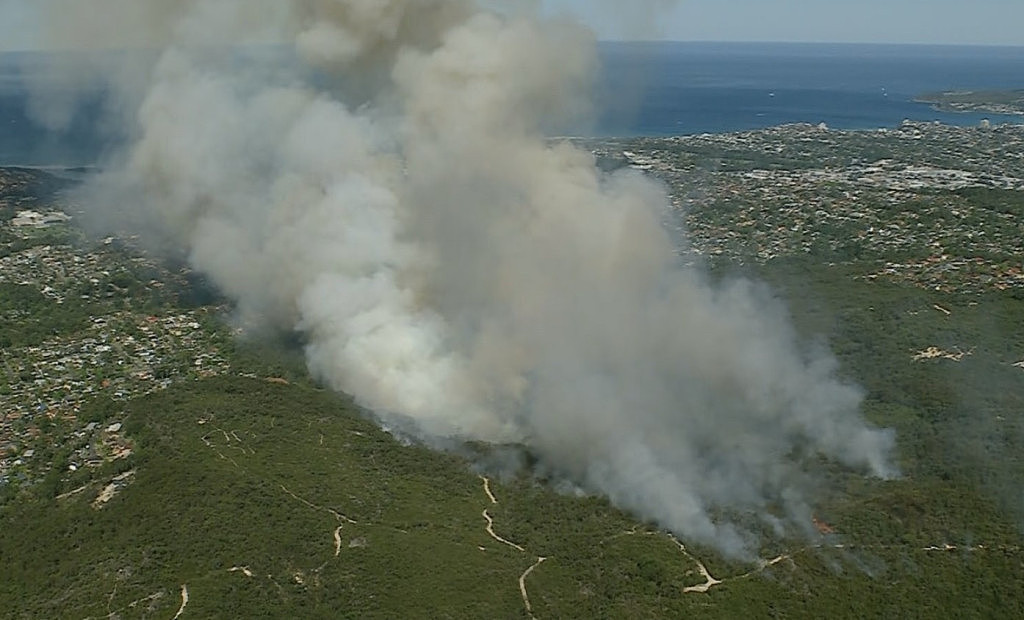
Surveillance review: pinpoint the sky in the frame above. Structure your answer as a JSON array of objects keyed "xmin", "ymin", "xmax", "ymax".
[
  {"xmin": 1, "ymin": 0, "xmax": 1023, "ymax": 51},
  {"xmin": 546, "ymin": 0, "xmax": 1024, "ymax": 46}
]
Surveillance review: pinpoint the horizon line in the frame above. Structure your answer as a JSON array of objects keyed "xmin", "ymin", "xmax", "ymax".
[
  {"xmin": 2, "ymin": 39, "xmax": 1024, "ymax": 54},
  {"xmin": 600, "ymin": 39, "xmax": 1024, "ymax": 49}
]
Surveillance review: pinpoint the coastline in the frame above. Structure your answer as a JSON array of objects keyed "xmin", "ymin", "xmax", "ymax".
[{"xmin": 914, "ymin": 89, "xmax": 1024, "ymax": 117}]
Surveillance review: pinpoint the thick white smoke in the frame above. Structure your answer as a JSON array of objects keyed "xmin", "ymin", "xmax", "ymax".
[{"xmin": 31, "ymin": 0, "xmax": 895, "ymax": 556}]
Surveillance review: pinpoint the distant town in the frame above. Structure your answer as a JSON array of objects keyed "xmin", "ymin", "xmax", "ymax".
[
  {"xmin": 1, "ymin": 175, "xmax": 233, "ymax": 492},
  {"xmin": 585, "ymin": 120, "xmax": 1024, "ymax": 293}
]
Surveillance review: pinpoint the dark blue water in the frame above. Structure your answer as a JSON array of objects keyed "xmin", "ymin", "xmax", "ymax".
[
  {"xmin": 0, "ymin": 52, "xmax": 117, "ymax": 167},
  {"xmin": 595, "ymin": 41, "xmax": 1024, "ymax": 136},
  {"xmin": 2, "ymin": 42, "xmax": 1023, "ymax": 166}
]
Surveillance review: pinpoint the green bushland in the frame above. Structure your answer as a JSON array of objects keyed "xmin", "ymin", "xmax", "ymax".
[
  {"xmin": 0, "ymin": 282, "xmax": 98, "ymax": 348},
  {"xmin": 2, "ymin": 366, "xmax": 1022, "ymax": 618},
  {"xmin": 4, "ymin": 151, "xmax": 1024, "ymax": 617}
]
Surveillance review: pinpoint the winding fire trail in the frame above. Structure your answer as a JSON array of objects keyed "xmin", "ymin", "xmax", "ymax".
[
  {"xmin": 279, "ymin": 483, "xmax": 357, "ymax": 566},
  {"xmin": 519, "ymin": 557, "xmax": 548, "ymax": 619},
  {"xmin": 482, "ymin": 509, "xmax": 526, "ymax": 552},
  {"xmin": 478, "ymin": 477, "xmax": 548, "ymax": 617},
  {"xmin": 478, "ymin": 477, "xmax": 524, "ymax": 551},
  {"xmin": 673, "ymin": 539, "xmax": 1022, "ymax": 595},
  {"xmin": 480, "ymin": 475, "xmax": 498, "ymax": 505},
  {"xmin": 279, "ymin": 484, "xmax": 357, "ymax": 524},
  {"xmin": 171, "ymin": 584, "xmax": 188, "ymax": 620},
  {"xmin": 670, "ymin": 537, "xmax": 724, "ymax": 594}
]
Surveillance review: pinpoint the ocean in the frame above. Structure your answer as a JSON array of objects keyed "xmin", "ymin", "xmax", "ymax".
[
  {"xmin": 1, "ymin": 42, "xmax": 1023, "ymax": 167},
  {"xmin": 594, "ymin": 42, "xmax": 1024, "ymax": 136}
]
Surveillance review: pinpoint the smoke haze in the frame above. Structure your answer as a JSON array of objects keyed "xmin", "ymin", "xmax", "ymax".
[{"xmin": 27, "ymin": 0, "xmax": 895, "ymax": 556}]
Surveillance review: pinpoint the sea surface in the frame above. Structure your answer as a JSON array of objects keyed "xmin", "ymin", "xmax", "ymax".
[
  {"xmin": 1, "ymin": 42, "xmax": 1023, "ymax": 167},
  {"xmin": 594, "ymin": 42, "xmax": 1024, "ymax": 136}
]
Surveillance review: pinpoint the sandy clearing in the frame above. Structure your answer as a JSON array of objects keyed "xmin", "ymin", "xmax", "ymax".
[
  {"xmin": 669, "ymin": 536, "xmax": 724, "ymax": 594},
  {"xmin": 762, "ymin": 555, "xmax": 789, "ymax": 568},
  {"xmin": 664, "ymin": 535, "xmax": 1024, "ymax": 596},
  {"xmin": 913, "ymin": 346, "xmax": 972, "ymax": 362},
  {"xmin": 91, "ymin": 470, "xmax": 136, "ymax": 509},
  {"xmin": 57, "ymin": 484, "xmax": 90, "ymax": 500},
  {"xmin": 334, "ymin": 526, "xmax": 344, "ymax": 557},
  {"xmin": 681, "ymin": 563, "xmax": 724, "ymax": 594},
  {"xmin": 229, "ymin": 566, "xmax": 255, "ymax": 578},
  {"xmin": 917, "ymin": 543, "xmax": 1023, "ymax": 553}
]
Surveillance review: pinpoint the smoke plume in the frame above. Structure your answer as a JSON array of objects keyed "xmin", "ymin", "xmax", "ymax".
[{"xmin": 29, "ymin": 0, "xmax": 895, "ymax": 556}]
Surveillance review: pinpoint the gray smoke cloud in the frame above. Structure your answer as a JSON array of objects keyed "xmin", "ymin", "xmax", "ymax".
[{"xmin": 28, "ymin": 0, "xmax": 895, "ymax": 556}]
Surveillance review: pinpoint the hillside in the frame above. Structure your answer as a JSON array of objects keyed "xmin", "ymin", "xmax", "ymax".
[{"xmin": 3, "ymin": 122, "xmax": 1024, "ymax": 618}]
